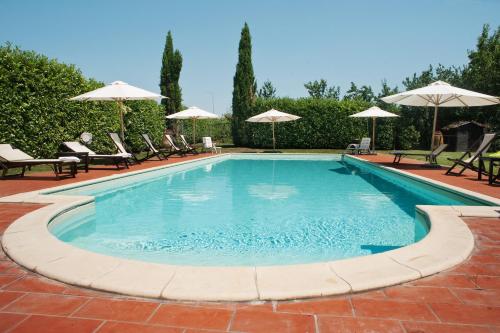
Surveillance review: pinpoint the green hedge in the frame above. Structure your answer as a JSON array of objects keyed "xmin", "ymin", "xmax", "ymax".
[
  {"xmin": 0, "ymin": 44, "xmax": 164, "ymax": 157},
  {"xmin": 245, "ymin": 98, "xmax": 371, "ymax": 149},
  {"xmin": 176, "ymin": 117, "xmax": 232, "ymax": 144}
]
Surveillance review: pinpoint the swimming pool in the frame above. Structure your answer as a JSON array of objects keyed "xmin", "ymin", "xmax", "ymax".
[{"xmin": 48, "ymin": 154, "xmax": 489, "ymax": 266}]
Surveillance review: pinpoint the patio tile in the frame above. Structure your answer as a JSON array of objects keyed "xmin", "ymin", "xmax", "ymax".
[
  {"xmin": 350, "ymin": 290, "xmax": 387, "ymax": 300},
  {"xmin": 402, "ymin": 321, "xmax": 493, "ymax": 333},
  {"xmin": 9, "ymin": 314, "xmax": 102, "ymax": 333},
  {"xmin": 318, "ymin": 316, "xmax": 404, "ymax": 333},
  {"xmin": 73, "ymin": 298, "xmax": 159, "ymax": 322},
  {"xmin": 430, "ymin": 303, "xmax": 500, "ymax": 325},
  {"xmin": 5, "ymin": 275, "xmax": 66, "ymax": 293},
  {"xmin": 231, "ymin": 309, "xmax": 315, "ymax": 333},
  {"xmin": 453, "ymin": 263, "xmax": 500, "ymax": 276},
  {"xmin": 452, "ymin": 288, "xmax": 500, "ymax": 306},
  {"xmin": 96, "ymin": 321, "xmax": 183, "ymax": 333},
  {"xmin": 474, "ymin": 275, "xmax": 500, "ymax": 289},
  {"xmin": 352, "ymin": 299, "xmax": 437, "ymax": 321},
  {"xmin": 276, "ymin": 298, "xmax": 352, "ymax": 316},
  {"xmin": 0, "ymin": 275, "xmax": 20, "ymax": 288},
  {"xmin": 149, "ymin": 304, "xmax": 232, "ymax": 330},
  {"xmin": 4, "ymin": 293, "xmax": 88, "ymax": 316},
  {"xmin": 470, "ymin": 255, "xmax": 500, "ymax": 264},
  {"xmin": 0, "ymin": 290, "xmax": 24, "ymax": 309},
  {"xmin": 0, "ymin": 313, "xmax": 27, "ymax": 332},
  {"xmin": 409, "ymin": 274, "xmax": 477, "ymax": 288},
  {"xmin": 383, "ymin": 286, "xmax": 460, "ymax": 303}
]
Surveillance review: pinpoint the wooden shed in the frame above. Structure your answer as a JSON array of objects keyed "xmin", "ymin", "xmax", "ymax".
[{"xmin": 441, "ymin": 121, "xmax": 488, "ymax": 151}]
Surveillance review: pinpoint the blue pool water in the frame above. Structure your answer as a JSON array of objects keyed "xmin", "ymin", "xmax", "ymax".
[{"xmin": 49, "ymin": 155, "xmax": 488, "ymax": 266}]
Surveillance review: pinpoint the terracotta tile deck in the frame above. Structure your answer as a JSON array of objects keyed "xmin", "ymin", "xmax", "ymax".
[{"xmin": 0, "ymin": 153, "xmax": 498, "ymax": 332}]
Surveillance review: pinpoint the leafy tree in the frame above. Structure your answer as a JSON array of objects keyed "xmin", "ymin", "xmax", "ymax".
[
  {"xmin": 159, "ymin": 31, "xmax": 183, "ymax": 128},
  {"xmin": 343, "ymin": 82, "xmax": 375, "ymax": 103},
  {"xmin": 462, "ymin": 24, "xmax": 500, "ymax": 132},
  {"xmin": 304, "ymin": 79, "xmax": 340, "ymax": 99},
  {"xmin": 231, "ymin": 23, "xmax": 256, "ymax": 146},
  {"xmin": 258, "ymin": 80, "xmax": 277, "ymax": 99}
]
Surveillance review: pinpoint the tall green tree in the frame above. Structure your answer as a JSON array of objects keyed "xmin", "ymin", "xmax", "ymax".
[
  {"xmin": 258, "ymin": 80, "xmax": 277, "ymax": 99},
  {"xmin": 343, "ymin": 82, "xmax": 375, "ymax": 102},
  {"xmin": 159, "ymin": 31, "xmax": 183, "ymax": 129},
  {"xmin": 462, "ymin": 24, "xmax": 500, "ymax": 131},
  {"xmin": 231, "ymin": 23, "xmax": 256, "ymax": 145},
  {"xmin": 304, "ymin": 79, "xmax": 340, "ymax": 99}
]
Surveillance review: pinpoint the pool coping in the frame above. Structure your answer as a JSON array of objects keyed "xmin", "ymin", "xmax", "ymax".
[{"xmin": 1, "ymin": 153, "xmax": 499, "ymax": 301}]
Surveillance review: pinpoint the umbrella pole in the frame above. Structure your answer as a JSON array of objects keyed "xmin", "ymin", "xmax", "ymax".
[
  {"xmin": 272, "ymin": 121, "xmax": 276, "ymax": 151},
  {"xmin": 117, "ymin": 100, "xmax": 125, "ymax": 143},
  {"xmin": 192, "ymin": 118, "xmax": 195, "ymax": 144},
  {"xmin": 372, "ymin": 117, "xmax": 376, "ymax": 153},
  {"xmin": 430, "ymin": 105, "xmax": 438, "ymax": 150}
]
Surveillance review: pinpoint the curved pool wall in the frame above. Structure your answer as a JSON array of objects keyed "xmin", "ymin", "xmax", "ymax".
[
  {"xmin": 2, "ymin": 153, "xmax": 499, "ymax": 301},
  {"xmin": 45, "ymin": 154, "xmax": 492, "ymax": 267}
]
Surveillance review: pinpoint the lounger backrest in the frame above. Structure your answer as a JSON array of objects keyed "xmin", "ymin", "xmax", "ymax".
[
  {"xmin": 141, "ymin": 134, "xmax": 158, "ymax": 153},
  {"xmin": 180, "ymin": 135, "xmax": 191, "ymax": 147},
  {"xmin": 359, "ymin": 138, "xmax": 371, "ymax": 150},
  {"xmin": 202, "ymin": 137, "xmax": 213, "ymax": 149},
  {"xmin": 0, "ymin": 145, "xmax": 33, "ymax": 161},
  {"xmin": 467, "ymin": 133, "xmax": 496, "ymax": 162},
  {"xmin": 165, "ymin": 134, "xmax": 180, "ymax": 151},
  {"xmin": 109, "ymin": 133, "xmax": 128, "ymax": 154},
  {"xmin": 430, "ymin": 144, "xmax": 448, "ymax": 157},
  {"xmin": 63, "ymin": 142, "xmax": 95, "ymax": 155}
]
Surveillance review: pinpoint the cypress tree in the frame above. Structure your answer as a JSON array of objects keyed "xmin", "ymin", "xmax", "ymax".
[
  {"xmin": 231, "ymin": 23, "xmax": 256, "ymax": 146},
  {"xmin": 160, "ymin": 31, "xmax": 183, "ymax": 129}
]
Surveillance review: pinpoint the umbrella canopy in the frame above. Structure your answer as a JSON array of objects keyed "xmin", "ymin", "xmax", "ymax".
[
  {"xmin": 166, "ymin": 106, "xmax": 219, "ymax": 143},
  {"xmin": 246, "ymin": 109, "xmax": 301, "ymax": 150},
  {"xmin": 70, "ymin": 81, "xmax": 165, "ymax": 142},
  {"xmin": 381, "ymin": 80, "xmax": 499, "ymax": 149},
  {"xmin": 349, "ymin": 106, "xmax": 398, "ymax": 152}
]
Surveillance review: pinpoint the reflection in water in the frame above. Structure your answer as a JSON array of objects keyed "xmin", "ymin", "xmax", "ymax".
[{"xmin": 248, "ymin": 184, "xmax": 298, "ymax": 200}]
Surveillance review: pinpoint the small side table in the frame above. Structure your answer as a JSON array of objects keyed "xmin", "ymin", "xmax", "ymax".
[
  {"xmin": 478, "ymin": 156, "xmax": 500, "ymax": 185},
  {"xmin": 58, "ymin": 152, "xmax": 89, "ymax": 173}
]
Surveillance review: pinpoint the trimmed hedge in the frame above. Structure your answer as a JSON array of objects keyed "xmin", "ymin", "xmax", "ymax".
[
  {"xmin": 0, "ymin": 44, "xmax": 164, "ymax": 157},
  {"xmin": 245, "ymin": 98, "xmax": 371, "ymax": 149},
  {"xmin": 176, "ymin": 117, "xmax": 232, "ymax": 144}
]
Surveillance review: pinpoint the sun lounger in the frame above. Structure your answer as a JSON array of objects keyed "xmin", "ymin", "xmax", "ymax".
[
  {"xmin": 446, "ymin": 133, "xmax": 496, "ymax": 176},
  {"xmin": 62, "ymin": 141, "xmax": 130, "ymax": 170},
  {"xmin": 391, "ymin": 144, "xmax": 448, "ymax": 165},
  {"xmin": 345, "ymin": 137, "xmax": 371, "ymax": 155},
  {"xmin": 140, "ymin": 134, "xmax": 168, "ymax": 161},
  {"xmin": 108, "ymin": 133, "xmax": 139, "ymax": 164},
  {"xmin": 202, "ymin": 137, "xmax": 222, "ymax": 154},
  {"xmin": 164, "ymin": 134, "xmax": 186, "ymax": 157},
  {"xmin": 0, "ymin": 144, "xmax": 79, "ymax": 179},
  {"xmin": 179, "ymin": 135, "xmax": 199, "ymax": 155}
]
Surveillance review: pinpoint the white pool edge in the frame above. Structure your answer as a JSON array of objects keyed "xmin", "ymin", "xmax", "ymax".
[{"xmin": 1, "ymin": 153, "xmax": 499, "ymax": 301}]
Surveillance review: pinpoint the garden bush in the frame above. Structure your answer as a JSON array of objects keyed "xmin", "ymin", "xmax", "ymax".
[
  {"xmin": 176, "ymin": 117, "xmax": 232, "ymax": 144},
  {"xmin": 244, "ymin": 98, "xmax": 370, "ymax": 149},
  {"xmin": 0, "ymin": 44, "xmax": 164, "ymax": 157}
]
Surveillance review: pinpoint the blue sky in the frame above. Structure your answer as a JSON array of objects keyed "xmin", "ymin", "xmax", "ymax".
[{"xmin": 1, "ymin": 0, "xmax": 499, "ymax": 114}]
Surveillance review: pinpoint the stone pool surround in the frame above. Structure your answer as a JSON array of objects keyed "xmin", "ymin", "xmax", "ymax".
[{"xmin": 1, "ymin": 154, "xmax": 499, "ymax": 301}]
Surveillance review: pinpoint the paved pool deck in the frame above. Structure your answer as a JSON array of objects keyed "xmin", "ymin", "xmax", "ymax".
[{"xmin": 0, "ymin": 153, "xmax": 498, "ymax": 332}]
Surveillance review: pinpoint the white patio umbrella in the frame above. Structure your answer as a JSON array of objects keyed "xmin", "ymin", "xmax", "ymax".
[
  {"xmin": 349, "ymin": 106, "xmax": 399, "ymax": 152},
  {"xmin": 166, "ymin": 106, "xmax": 219, "ymax": 143},
  {"xmin": 246, "ymin": 109, "xmax": 301, "ymax": 151},
  {"xmin": 70, "ymin": 81, "xmax": 165, "ymax": 142},
  {"xmin": 381, "ymin": 81, "xmax": 499, "ymax": 150}
]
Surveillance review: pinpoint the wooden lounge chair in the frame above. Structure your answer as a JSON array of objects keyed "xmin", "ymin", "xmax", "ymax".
[
  {"xmin": 62, "ymin": 141, "xmax": 130, "ymax": 171},
  {"xmin": 345, "ymin": 137, "xmax": 371, "ymax": 155},
  {"xmin": 202, "ymin": 137, "xmax": 221, "ymax": 154},
  {"xmin": 108, "ymin": 133, "xmax": 139, "ymax": 164},
  {"xmin": 446, "ymin": 133, "xmax": 496, "ymax": 176},
  {"xmin": 391, "ymin": 144, "xmax": 448, "ymax": 165},
  {"xmin": 140, "ymin": 134, "xmax": 168, "ymax": 161},
  {"xmin": 179, "ymin": 135, "xmax": 199, "ymax": 155},
  {"xmin": 164, "ymin": 134, "xmax": 186, "ymax": 157},
  {"xmin": 0, "ymin": 144, "xmax": 79, "ymax": 179}
]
